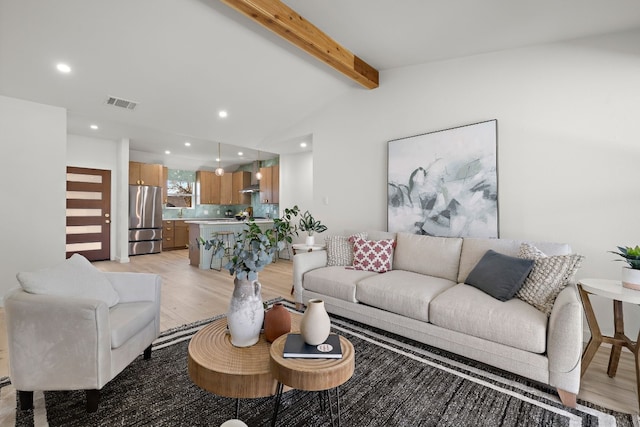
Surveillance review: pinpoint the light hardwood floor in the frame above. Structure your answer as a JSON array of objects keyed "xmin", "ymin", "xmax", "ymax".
[{"xmin": 0, "ymin": 250, "xmax": 637, "ymax": 415}]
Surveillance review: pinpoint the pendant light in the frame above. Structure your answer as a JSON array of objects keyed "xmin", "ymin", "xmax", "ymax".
[
  {"xmin": 215, "ymin": 142, "xmax": 224, "ymax": 176},
  {"xmin": 255, "ymin": 150, "xmax": 263, "ymax": 180}
]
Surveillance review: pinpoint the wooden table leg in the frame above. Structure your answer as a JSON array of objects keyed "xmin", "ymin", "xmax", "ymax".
[
  {"xmin": 579, "ymin": 286, "xmax": 604, "ymax": 377},
  {"xmin": 607, "ymin": 300, "xmax": 625, "ymax": 377},
  {"xmin": 635, "ymin": 329, "xmax": 640, "ymax": 412}
]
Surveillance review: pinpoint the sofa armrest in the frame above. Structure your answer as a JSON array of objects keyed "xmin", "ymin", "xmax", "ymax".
[
  {"xmin": 292, "ymin": 251, "xmax": 328, "ymax": 304},
  {"xmin": 547, "ymin": 283, "xmax": 583, "ymax": 391},
  {"xmin": 3, "ymin": 288, "xmax": 112, "ymax": 391},
  {"xmin": 104, "ymin": 272, "xmax": 161, "ymax": 304}
]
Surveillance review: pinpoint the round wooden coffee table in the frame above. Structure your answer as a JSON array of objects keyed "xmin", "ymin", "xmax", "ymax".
[
  {"xmin": 188, "ymin": 314, "xmax": 301, "ymax": 417},
  {"xmin": 269, "ymin": 334, "xmax": 355, "ymax": 427}
]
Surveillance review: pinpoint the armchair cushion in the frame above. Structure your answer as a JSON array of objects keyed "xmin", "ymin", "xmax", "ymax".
[
  {"xmin": 109, "ymin": 302, "xmax": 158, "ymax": 349},
  {"xmin": 16, "ymin": 254, "xmax": 119, "ymax": 307}
]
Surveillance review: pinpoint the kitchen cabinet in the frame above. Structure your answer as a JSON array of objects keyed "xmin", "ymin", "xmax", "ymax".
[
  {"xmin": 196, "ymin": 170, "xmax": 221, "ymax": 205},
  {"xmin": 162, "ymin": 166, "xmax": 168, "ymax": 204},
  {"xmin": 220, "ymin": 173, "xmax": 234, "ymax": 205},
  {"xmin": 259, "ymin": 165, "xmax": 279, "ymax": 204},
  {"xmin": 129, "ymin": 161, "xmax": 163, "ymax": 186},
  {"xmin": 232, "ymin": 171, "xmax": 251, "ymax": 205},
  {"xmin": 163, "ymin": 220, "xmax": 189, "ymax": 250}
]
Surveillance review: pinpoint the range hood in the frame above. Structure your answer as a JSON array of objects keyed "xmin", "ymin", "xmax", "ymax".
[
  {"xmin": 239, "ymin": 184, "xmax": 260, "ymax": 193},
  {"xmin": 239, "ymin": 161, "xmax": 261, "ymax": 193}
]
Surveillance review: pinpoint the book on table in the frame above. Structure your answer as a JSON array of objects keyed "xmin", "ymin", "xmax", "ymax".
[{"xmin": 283, "ymin": 334, "xmax": 342, "ymax": 359}]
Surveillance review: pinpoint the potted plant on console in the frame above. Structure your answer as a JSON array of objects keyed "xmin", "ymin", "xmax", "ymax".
[
  {"xmin": 200, "ymin": 221, "xmax": 283, "ymax": 347},
  {"xmin": 299, "ymin": 210, "xmax": 328, "ymax": 246},
  {"xmin": 611, "ymin": 245, "xmax": 640, "ymax": 290}
]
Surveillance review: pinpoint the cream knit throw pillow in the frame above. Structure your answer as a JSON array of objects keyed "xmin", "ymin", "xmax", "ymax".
[{"xmin": 516, "ymin": 243, "xmax": 584, "ymax": 316}]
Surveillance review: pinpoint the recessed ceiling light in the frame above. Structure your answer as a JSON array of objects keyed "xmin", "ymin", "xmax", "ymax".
[
  {"xmin": 215, "ymin": 157, "xmax": 220, "ymax": 162},
  {"xmin": 237, "ymin": 151, "xmax": 243, "ymax": 156},
  {"xmin": 165, "ymin": 150, "xmax": 171, "ymax": 154},
  {"xmin": 90, "ymin": 124, "xmax": 98, "ymax": 130},
  {"xmin": 218, "ymin": 110, "xmax": 228, "ymax": 118},
  {"xmin": 184, "ymin": 142, "xmax": 191, "ymax": 147},
  {"xmin": 56, "ymin": 63, "xmax": 71, "ymax": 73},
  {"xmin": 300, "ymin": 142, "xmax": 307, "ymax": 148}
]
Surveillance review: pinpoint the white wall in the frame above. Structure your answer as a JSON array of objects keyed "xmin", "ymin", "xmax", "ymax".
[
  {"xmin": 266, "ymin": 30, "xmax": 640, "ymax": 336},
  {"xmin": 279, "ymin": 150, "xmax": 313, "ymax": 246},
  {"xmin": 0, "ymin": 96, "xmax": 66, "ymax": 303}
]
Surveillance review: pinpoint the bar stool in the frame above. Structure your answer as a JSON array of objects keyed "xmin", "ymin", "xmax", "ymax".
[{"xmin": 210, "ymin": 231, "xmax": 235, "ymax": 271}]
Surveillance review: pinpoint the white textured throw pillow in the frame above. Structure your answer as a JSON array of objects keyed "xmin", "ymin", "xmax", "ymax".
[
  {"xmin": 17, "ymin": 254, "xmax": 120, "ymax": 307},
  {"xmin": 325, "ymin": 233, "xmax": 367, "ymax": 266},
  {"xmin": 516, "ymin": 243, "xmax": 583, "ymax": 316}
]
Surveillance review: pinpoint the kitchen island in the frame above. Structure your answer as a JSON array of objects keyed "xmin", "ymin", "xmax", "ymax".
[{"xmin": 186, "ymin": 219, "xmax": 275, "ymax": 269}]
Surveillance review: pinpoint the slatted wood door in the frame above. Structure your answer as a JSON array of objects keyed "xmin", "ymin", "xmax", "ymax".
[{"xmin": 66, "ymin": 167, "xmax": 111, "ymax": 261}]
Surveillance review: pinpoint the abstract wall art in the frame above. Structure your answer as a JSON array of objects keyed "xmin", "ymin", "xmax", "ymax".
[{"xmin": 387, "ymin": 119, "xmax": 498, "ymax": 238}]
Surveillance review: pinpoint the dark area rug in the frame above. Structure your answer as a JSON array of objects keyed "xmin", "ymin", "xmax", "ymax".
[{"xmin": 4, "ymin": 303, "xmax": 637, "ymax": 426}]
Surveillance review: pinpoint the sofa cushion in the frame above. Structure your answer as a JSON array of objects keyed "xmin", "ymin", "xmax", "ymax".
[
  {"xmin": 17, "ymin": 254, "xmax": 120, "ymax": 308},
  {"xmin": 393, "ymin": 233, "xmax": 463, "ymax": 281},
  {"xmin": 303, "ymin": 266, "xmax": 378, "ymax": 303},
  {"xmin": 356, "ymin": 270, "xmax": 456, "ymax": 322},
  {"xmin": 457, "ymin": 238, "xmax": 572, "ymax": 284},
  {"xmin": 325, "ymin": 233, "xmax": 367, "ymax": 266},
  {"xmin": 352, "ymin": 238, "xmax": 395, "ymax": 272},
  {"xmin": 516, "ymin": 243, "xmax": 584, "ymax": 316},
  {"xmin": 109, "ymin": 301, "xmax": 157, "ymax": 349},
  {"xmin": 465, "ymin": 250, "xmax": 534, "ymax": 301},
  {"xmin": 430, "ymin": 283, "xmax": 548, "ymax": 353}
]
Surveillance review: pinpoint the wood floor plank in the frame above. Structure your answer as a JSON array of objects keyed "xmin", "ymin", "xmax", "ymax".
[{"xmin": 0, "ymin": 249, "xmax": 637, "ymax": 414}]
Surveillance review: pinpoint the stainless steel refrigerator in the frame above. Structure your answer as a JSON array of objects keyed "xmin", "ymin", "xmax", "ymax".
[{"xmin": 129, "ymin": 185, "xmax": 163, "ymax": 256}]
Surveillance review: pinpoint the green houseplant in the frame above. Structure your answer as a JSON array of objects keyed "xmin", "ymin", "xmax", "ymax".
[
  {"xmin": 272, "ymin": 205, "xmax": 301, "ymax": 249},
  {"xmin": 299, "ymin": 210, "xmax": 327, "ymax": 246},
  {"xmin": 610, "ymin": 245, "xmax": 640, "ymax": 290}
]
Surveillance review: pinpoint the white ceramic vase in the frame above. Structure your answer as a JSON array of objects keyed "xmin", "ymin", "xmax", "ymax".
[
  {"xmin": 300, "ymin": 299, "xmax": 331, "ymax": 345},
  {"xmin": 305, "ymin": 235, "xmax": 315, "ymax": 246},
  {"xmin": 227, "ymin": 277, "xmax": 264, "ymax": 347},
  {"xmin": 622, "ymin": 267, "xmax": 640, "ymax": 291}
]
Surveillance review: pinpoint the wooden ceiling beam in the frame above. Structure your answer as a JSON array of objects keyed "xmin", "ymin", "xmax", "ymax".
[{"xmin": 220, "ymin": 0, "xmax": 379, "ymax": 89}]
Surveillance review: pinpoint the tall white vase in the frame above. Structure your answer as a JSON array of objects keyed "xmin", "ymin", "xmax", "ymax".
[
  {"xmin": 300, "ymin": 299, "xmax": 331, "ymax": 345},
  {"xmin": 305, "ymin": 235, "xmax": 315, "ymax": 246},
  {"xmin": 227, "ymin": 277, "xmax": 264, "ymax": 347}
]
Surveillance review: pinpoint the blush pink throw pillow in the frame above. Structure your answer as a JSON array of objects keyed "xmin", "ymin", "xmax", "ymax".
[{"xmin": 351, "ymin": 237, "xmax": 395, "ymax": 273}]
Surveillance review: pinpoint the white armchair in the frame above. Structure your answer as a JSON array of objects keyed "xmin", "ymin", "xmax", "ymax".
[{"xmin": 4, "ymin": 259, "xmax": 161, "ymax": 413}]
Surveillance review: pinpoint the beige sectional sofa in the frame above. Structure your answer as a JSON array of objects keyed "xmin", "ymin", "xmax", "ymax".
[{"xmin": 292, "ymin": 231, "xmax": 583, "ymax": 408}]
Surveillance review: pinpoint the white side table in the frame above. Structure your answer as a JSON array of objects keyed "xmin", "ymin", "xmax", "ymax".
[
  {"xmin": 578, "ymin": 278, "xmax": 640, "ymax": 410},
  {"xmin": 291, "ymin": 244, "xmax": 326, "ymax": 255}
]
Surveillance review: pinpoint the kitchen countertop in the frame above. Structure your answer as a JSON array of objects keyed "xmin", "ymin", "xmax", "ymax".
[{"xmin": 183, "ymin": 218, "xmax": 274, "ymax": 225}]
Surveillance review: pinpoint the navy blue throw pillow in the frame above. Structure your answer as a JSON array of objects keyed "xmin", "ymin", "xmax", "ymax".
[{"xmin": 465, "ymin": 250, "xmax": 535, "ymax": 301}]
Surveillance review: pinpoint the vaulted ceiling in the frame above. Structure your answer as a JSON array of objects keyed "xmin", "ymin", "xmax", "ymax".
[{"xmin": 1, "ymin": 0, "xmax": 640, "ymax": 168}]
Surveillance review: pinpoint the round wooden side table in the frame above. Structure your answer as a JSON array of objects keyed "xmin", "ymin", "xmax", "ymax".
[
  {"xmin": 188, "ymin": 314, "xmax": 301, "ymax": 418},
  {"xmin": 269, "ymin": 334, "xmax": 355, "ymax": 427},
  {"xmin": 578, "ymin": 278, "xmax": 640, "ymax": 410}
]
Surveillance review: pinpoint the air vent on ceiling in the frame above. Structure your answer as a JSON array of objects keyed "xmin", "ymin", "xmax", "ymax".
[{"xmin": 105, "ymin": 96, "xmax": 138, "ymax": 110}]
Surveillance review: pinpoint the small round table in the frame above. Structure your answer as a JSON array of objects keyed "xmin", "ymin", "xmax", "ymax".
[
  {"xmin": 188, "ymin": 315, "xmax": 301, "ymax": 418},
  {"xmin": 269, "ymin": 334, "xmax": 355, "ymax": 427},
  {"xmin": 578, "ymin": 278, "xmax": 640, "ymax": 410}
]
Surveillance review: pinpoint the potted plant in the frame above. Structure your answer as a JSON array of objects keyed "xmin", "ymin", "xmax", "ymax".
[
  {"xmin": 199, "ymin": 221, "xmax": 284, "ymax": 347},
  {"xmin": 299, "ymin": 210, "xmax": 328, "ymax": 246},
  {"xmin": 272, "ymin": 205, "xmax": 301, "ymax": 253},
  {"xmin": 610, "ymin": 245, "xmax": 640, "ymax": 290}
]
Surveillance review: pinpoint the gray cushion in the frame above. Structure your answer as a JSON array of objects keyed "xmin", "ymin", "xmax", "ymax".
[
  {"xmin": 393, "ymin": 233, "xmax": 463, "ymax": 281},
  {"xmin": 356, "ymin": 270, "xmax": 455, "ymax": 322},
  {"xmin": 465, "ymin": 250, "xmax": 534, "ymax": 301},
  {"xmin": 16, "ymin": 254, "xmax": 120, "ymax": 307},
  {"xmin": 457, "ymin": 238, "xmax": 572, "ymax": 284},
  {"xmin": 430, "ymin": 283, "xmax": 548, "ymax": 353}
]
